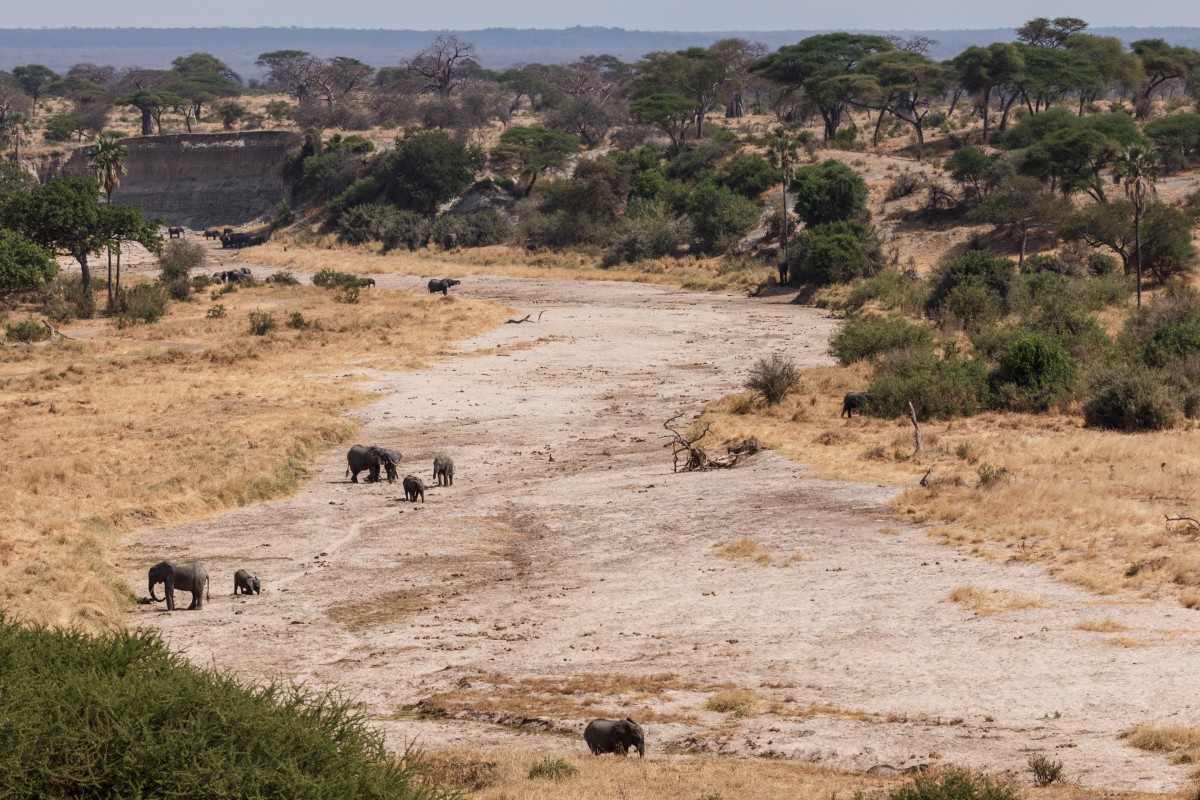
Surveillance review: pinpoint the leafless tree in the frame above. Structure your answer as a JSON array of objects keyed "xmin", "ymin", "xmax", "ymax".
[
  {"xmin": 406, "ymin": 35, "xmax": 478, "ymax": 97},
  {"xmin": 885, "ymin": 35, "xmax": 940, "ymax": 56},
  {"xmin": 312, "ymin": 57, "xmax": 375, "ymax": 111}
]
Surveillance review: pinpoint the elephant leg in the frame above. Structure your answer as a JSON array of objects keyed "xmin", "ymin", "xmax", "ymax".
[{"xmin": 165, "ymin": 576, "xmax": 176, "ymax": 611}]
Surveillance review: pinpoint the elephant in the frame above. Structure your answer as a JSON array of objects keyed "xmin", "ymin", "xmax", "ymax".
[
  {"xmin": 346, "ymin": 444, "xmax": 402, "ymax": 483},
  {"xmin": 428, "ymin": 278, "xmax": 461, "ymax": 295},
  {"xmin": 841, "ymin": 391, "xmax": 868, "ymax": 418},
  {"xmin": 168, "ymin": 226, "xmax": 184, "ymax": 239},
  {"xmin": 442, "ymin": 233, "xmax": 458, "ymax": 250},
  {"xmin": 433, "ymin": 454, "xmax": 454, "ymax": 487},
  {"xmin": 358, "ymin": 277, "xmax": 376, "ymax": 288},
  {"xmin": 403, "ymin": 474, "xmax": 426, "ymax": 503},
  {"xmin": 778, "ymin": 261, "xmax": 788, "ymax": 285},
  {"xmin": 584, "ymin": 717, "xmax": 644, "ymax": 758},
  {"xmin": 203, "ymin": 229, "xmax": 220, "ymax": 240},
  {"xmin": 148, "ymin": 560, "xmax": 210, "ymax": 611},
  {"xmin": 233, "ymin": 569, "xmax": 260, "ymax": 595}
]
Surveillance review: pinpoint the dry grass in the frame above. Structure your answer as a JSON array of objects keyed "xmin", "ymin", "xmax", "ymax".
[
  {"xmin": 250, "ymin": 237, "xmax": 772, "ymax": 295},
  {"xmin": 701, "ymin": 361, "xmax": 1200, "ymax": 607},
  {"xmin": 712, "ymin": 537, "xmax": 773, "ymax": 566},
  {"xmin": 1075, "ymin": 618, "xmax": 1131, "ymax": 633},
  {"xmin": 1122, "ymin": 725, "xmax": 1200, "ymax": 765},
  {"xmin": 0, "ymin": 283, "xmax": 510, "ymax": 629},
  {"xmin": 948, "ymin": 586, "xmax": 1050, "ymax": 616},
  {"xmin": 413, "ymin": 672, "xmax": 707, "ymax": 727},
  {"xmin": 706, "ymin": 689, "xmax": 759, "ymax": 718}
]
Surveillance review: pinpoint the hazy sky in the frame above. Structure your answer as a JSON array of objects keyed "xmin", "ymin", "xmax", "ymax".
[{"xmin": 4, "ymin": 0, "xmax": 1199, "ymax": 29}]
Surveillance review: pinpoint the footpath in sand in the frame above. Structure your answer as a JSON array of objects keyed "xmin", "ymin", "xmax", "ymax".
[{"xmin": 127, "ymin": 273, "xmax": 1200, "ymax": 791}]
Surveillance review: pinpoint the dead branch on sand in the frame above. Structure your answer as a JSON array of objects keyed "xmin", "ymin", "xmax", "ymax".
[
  {"xmin": 505, "ymin": 311, "xmax": 546, "ymax": 324},
  {"xmin": 662, "ymin": 413, "xmax": 759, "ymax": 472}
]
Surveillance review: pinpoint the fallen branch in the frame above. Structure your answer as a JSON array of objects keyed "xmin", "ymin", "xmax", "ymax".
[
  {"xmin": 907, "ymin": 401, "xmax": 922, "ymax": 455},
  {"xmin": 504, "ymin": 311, "xmax": 546, "ymax": 324},
  {"xmin": 1166, "ymin": 514, "xmax": 1200, "ymax": 530},
  {"xmin": 662, "ymin": 413, "xmax": 712, "ymax": 473}
]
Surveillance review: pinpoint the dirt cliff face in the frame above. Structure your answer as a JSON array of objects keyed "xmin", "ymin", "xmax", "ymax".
[{"xmin": 63, "ymin": 131, "xmax": 302, "ymax": 229}]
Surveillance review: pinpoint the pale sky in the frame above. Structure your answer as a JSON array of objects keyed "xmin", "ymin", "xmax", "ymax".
[{"xmin": 3, "ymin": 0, "xmax": 1199, "ymax": 30}]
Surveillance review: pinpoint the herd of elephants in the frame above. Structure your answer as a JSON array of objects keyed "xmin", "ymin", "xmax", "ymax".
[{"xmin": 140, "ymin": 441, "xmax": 647, "ymax": 756}]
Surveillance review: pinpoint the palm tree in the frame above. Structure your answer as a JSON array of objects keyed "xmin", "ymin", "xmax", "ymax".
[
  {"xmin": 88, "ymin": 132, "xmax": 128, "ymax": 310},
  {"xmin": 1112, "ymin": 144, "xmax": 1160, "ymax": 309}
]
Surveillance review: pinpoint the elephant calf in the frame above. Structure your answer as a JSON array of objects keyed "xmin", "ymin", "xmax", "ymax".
[
  {"xmin": 841, "ymin": 391, "xmax": 868, "ymax": 418},
  {"xmin": 433, "ymin": 454, "xmax": 454, "ymax": 487},
  {"xmin": 403, "ymin": 475, "xmax": 426, "ymax": 503},
  {"xmin": 428, "ymin": 278, "xmax": 461, "ymax": 295},
  {"xmin": 233, "ymin": 569, "xmax": 261, "ymax": 595},
  {"xmin": 148, "ymin": 560, "xmax": 210, "ymax": 611},
  {"xmin": 584, "ymin": 717, "xmax": 644, "ymax": 758}
]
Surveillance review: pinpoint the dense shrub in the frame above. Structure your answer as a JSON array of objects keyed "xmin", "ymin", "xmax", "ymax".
[
  {"xmin": 791, "ymin": 159, "xmax": 868, "ymax": 225},
  {"xmin": 328, "ymin": 176, "xmax": 382, "ymax": 220},
  {"xmin": 312, "ymin": 269, "xmax": 363, "ymax": 290},
  {"xmin": 248, "ymin": 311, "xmax": 276, "ymax": 335},
  {"xmin": 889, "ymin": 768, "xmax": 1021, "ymax": 800},
  {"xmin": 42, "ymin": 275, "xmax": 95, "ymax": 323},
  {"xmin": 0, "ymin": 229, "xmax": 58, "ymax": 298},
  {"xmin": 5, "ymin": 318, "xmax": 49, "ymax": 343},
  {"xmin": 116, "ymin": 283, "xmax": 169, "ymax": 326},
  {"xmin": 1140, "ymin": 203, "xmax": 1198, "ymax": 284},
  {"xmin": 788, "ymin": 221, "xmax": 884, "ymax": 285},
  {"xmin": 664, "ymin": 141, "xmax": 730, "ymax": 183},
  {"xmin": 269, "ymin": 271, "xmax": 300, "ymax": 285},
  {"xmin": 0, "ymin": 617, "xmax": 442, "ymax": 800},
  {"xmin": 990, "ymin": 331, "xmax": 1078, "ymax": 412},
  {"xmin": 841, "ymin": 271, "xmax": 930, "ymax": 316},
  {"xmin": 745, "ymin": 353, "xmax": 799, "ymax": 405},
  {"xmin": 716, "ymin": 151, "xmax": 777, "ymax": 198},
  {"xmin": 830, "ymin": 315, "xmax": 934, "ymax": 365},
  {"xmin": 338, "ymin": 204, "xmax": 395, "ymax": 246},
  {"xmin": 944, "ymin": 146, "xmax": 1007, "ymax": 203},
  {"xmin": 382, "ymin": 129, "xmax": 481, "ymax": 217},
  {"xmin": 686, "ymin": 181, "xmax": 760, "ymax": 253},
  {"xmin": 866, "ymin": 348, "xmax": 990, "ymax": 420},
  {"xmin": 927, "ymin": 250, "xmax": 1017, "ymax": 323},
  {"xmin": 380, "ymin": 211, "xmax": 432, "ymax": 252},
  {"xmin": 1125, "ymin": 284, "xmax": 1200, "ymax": 368},
  {"xmin": 1083, "ymin": 365, "xmax": 1178, "ymax": 431},
  {"xmin": 1144, "ymin": 113, "xmax": 1200, "ymax": 171},
  {"xmin": 602, "ymin": 200, "xmax": 692, "ymax": 266}
]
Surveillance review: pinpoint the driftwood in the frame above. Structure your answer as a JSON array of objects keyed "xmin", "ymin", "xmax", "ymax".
[
  {"xmin": 662, "ymin": 413, "xmax": 758, "ymax": 472},
  {"xmin": 505, "ymin": 311, "xmax": 546, "ymax": 324},
  {"xmin": 907, "ymin": 401, "xmax": 922, "ymax": 455},
  {"xmin": 1166, "ymin": 515, "xmax": 1200, "ymax": 539}
]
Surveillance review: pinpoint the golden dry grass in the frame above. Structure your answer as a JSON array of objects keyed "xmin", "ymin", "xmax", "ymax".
[
  {"xmin": 1075, "ymin": 618, "xmax": 1132, "ymax": 633},
  {"xmin": 712, "ymin": 537, "xmax": 773, "ymax": 566},
  {"xmin": 705, "ymin": 689, "xmax": 759, "ymax": 718},
  {"xmin": 418, "ymin": 747, "xmax": 1168, "ymax": 800},
  {"xmin": 0, "ymin": 281, "xmax": 510, "ymax": 629},
  {"xmin": 701, "ymin": 362, "xmax": 1200, "ymax": 607},
  {"xmin": 250, "ymin": 237, "xmax": 772, "ymax": 295},
  {"xmin": 948, "ymin": 586, "xmax": 1050, "ymax": 616},
  {"xmin": 1122, "ymin": 725, "xmax": 1200, "ymax": 766}
]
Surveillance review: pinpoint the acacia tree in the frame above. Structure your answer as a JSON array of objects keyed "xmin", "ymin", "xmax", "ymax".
[
  {"xmin": 1130, "ymin": 39, "xmax": 1200, "ymax": 119},
  {"xmin": 256, "ymin": 50, "xmax": 323, "ymax": 106},
  {"xmin": 630, "ymin": 48, "xmax": 730, "ymax": 139},
  {"xmin": 968, "ymin": 176, "xmax": 1063, "ymax": 268},
  {"xmin": 858, "ymin": 50, "xmax": 944, "ymax": 159},
  {"xmin": 1112, "ymin": 144, "xmax": 1160, "ymax": 307},
  {"xmin": 116, "ymin": 88, "xmax": 184, "ymax": 135},
  {"xmin": 382, "ymin": 129, "xmax": 480, "ymax": 216},
  {"xmin": 949, "ymin": 43, "xmax": 1024, "ymax": 142},
  {"xmin": 406, "ymin": 35, "xmax": 477, "ymax": 97},
  {"xmin": 100, "ymin": 203, "xmax": 162, "ymax": 309},
  {"xmin": 628, "ymin": 91, "xmax": 694, "ymax": 152},
  {"xmin": 171, "ymin": 52, "xmax": 240, "ymax": 123},
  {"xmin": 489, "ymin": 126, "xmax": 579, "ymax": 196},
  {"xmin": 12, "ymin": 64, "xmax": 58, "ymax": 109},
  {"xmin": 1, "ymin": 176, "xmax": 105, "ymax": 289}
]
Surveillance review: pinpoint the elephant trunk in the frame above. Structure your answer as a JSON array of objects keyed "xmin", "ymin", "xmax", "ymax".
[{"xmin": 148, "ymin": 576, "xmax": 161, "ymax": 602}]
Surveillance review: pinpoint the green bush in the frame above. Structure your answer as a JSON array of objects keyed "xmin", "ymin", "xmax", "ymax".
[
  {"xmin": 1125, "ymin": 283, "xmax": 1200, "ymax": 368},
  {"xmin": 287, "ymin": 311, "xmax": 313, "ymax": 330},
  {"xmin": 716, "ymin": 151, "xmax": 777, "ymax": 198},
  {"xmin": 788, "ymin": 221, "xmax": 884, "ymax": 286},
  {"xmin": 270, "ymin": 271, "xmax": 300, "ymax": 285},
  {"xmin": 206, "ymin": 304, "xmax": 226, "ymax": 319},
  {"xmin": 830, "ymin": 315, "xmax": 934, "ymax": 365},
  {"xmin": 159, "ymin": 239, "xmax": 205, "ymax": 283},
  {"xmin": 991, "ymin": 331, "xmax": 1078, "ymax": 412},
  {"xmin": 867, "ymin": 349, "xmax": 990, "ymax": 420},
  {"xmin": 1083, "ymin": 365, "xmax": 1178, "ymax": 431},
  {"xmin": 1028, "ymin": 753, "xmax": 1065, "ymax": 787},
  {"xmin": 602, "ymin": 199, "xmax": 692, "ymax": 266},
  {"xmin": 381, "ymin": 211, "xmax": 432, "ymax": 252},
  {"xmin": 686, "ymin": 181, "xmax": 760, "ymax": 253},
  {"xmin": 334, "ymin": 286, "xmax": 360, "ymax": 304},
  {"xmin": 42, "ymin": 113, "xmax": 85, "ymax": 144},
  {"xmin": 791, "ymin": 159, "xmax": 868, "ymax": 225},
  {"xmin": 1144, "ymin": 113, "xmax": 1200, "ymax": 171},
  {"xmin": 841, "ymin": 271, "xmax": 930, "ymax": 316},
  {"xmin": 5, "ymin": 317, "xmax": 49, "ymax": 343},
  {"xmin": 312, "ymin": 269, "xmax": 362, "ymax": 290},
  {"xmin": 117, "ymin": 283, "xmax": 169, "ymax": 326},
  {"xmin": 191, "ymin": 274, "xmax": 212, "ymax": 291},
  {"xmin": 0, "ymin": 229, "xmax": 59, "ymax": 298},
  {"xmin": 888, "ymin": 769, "xmax": 1020, "ymax": 800},
  {"xmin": 0, "ymin": 617, "xmax": 443, "ymax": 800},
  {"xmin": 382, "ymin": 129, "xmax": 481, "ymax": 217},
  {"xmin": 927, "ymin": 250, "xmax": 1017, "ymax": 322},
  {"xmin": 42, "ymin": 275, "xmax": 95, "ymax": 323},
  {"xmin": 329, "ymin": 176, "xmax": 382, "ymax": 220},
  {"xmin": 746, "ymin": 353, "xmax": 799, "ymax": 405},
  {"xmin": 248, "ymin": 311, "xmax": 276, "ymax": 336},
  {"xmin": 458, "ymin": 209, "xmax": 513, "ymax": 247},
  {"xmin": 338, "ymin": 204, "xmax": 394, "ymax": 246}
]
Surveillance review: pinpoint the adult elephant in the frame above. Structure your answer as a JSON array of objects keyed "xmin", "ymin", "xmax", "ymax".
[
  {"xmin": 147, "ymin": 561, "xmax": 210, "ymax": 610},
  {"xmin": 583, "ymin": 717, "xmax": 644, "ymax": 757},
  {"xmin": 346, "ymin": 444, "xmax": 402, "ymax": 483}
]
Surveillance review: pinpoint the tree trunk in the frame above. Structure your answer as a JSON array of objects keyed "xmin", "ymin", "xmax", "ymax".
[
  {"xmin": 998, "ymin": 92, "xmax": 1020, "ymax": 132},
  {"xmin": 1134, "ymin": 203, "xmax": 1143, "ymax": 308},
  {"xmin": 948, "ymin": 86, "xmax": 964, "ymax": 116},
  {"xmin": 914, "ymin": 122, "xmax": 925, "ymax": 161},
  {"xmin": 873, "ymin": 109, "xmax": 887, "ymax": 147},
  {"xmin": 1019, "ymin": 224, "xmax": 1028, "ymax": 270},
  {"xmin": 78, "ymin": 252, "xmax": 91, "ymax": 291},
  {"xmin": 725, "ymin": 92, "xmax": 744, "ymax": 118},
  {"xmin": 193, "ymin": 101, "xmax": 203, "ymax": 122},
  {"xmin": 980, "ymin": 89, "xmax": 991, "ymax": 143},
  {"xmin": 116, "ymin": 247, "xmax": 122, "ymax": 300},
  {"xmin": 106, "ymin": 246, "xmax": 113, "ymax": 311},
  {"xmin": 140, "ymin": 107, "xmax": 153, "ymax": 136}
]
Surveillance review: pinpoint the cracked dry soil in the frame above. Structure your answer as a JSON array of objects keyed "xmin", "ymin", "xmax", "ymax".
[{"xmin": 128, "ymin": 274, "xmax": 1199, "ymax": 791}]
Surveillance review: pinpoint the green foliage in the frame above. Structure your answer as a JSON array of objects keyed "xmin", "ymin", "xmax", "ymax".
[
  {"xmin": 791, "ymin": 159, "xmax": 868, "ymax": 225},
  {"xmin": 312, "ymin": 269, "xmax": 362, "ymax": 289},
  {"xmin": 745, "ymin": 353, "xmax": 799, "ymax": 405},
  {"xmin": 927, "ymin": 250, "xmax": 1017, "ymax": 324},
  {"xmin": 866, "ymin": 349, "xmax": 990, "ymax": 420},
  {"xmin": 944, "ymin": 147, "xmax": 1007, "ymax": 204},
  {"xmin": 830, "ymin": 315, "xmax": 934, "ymax": 365},
  {"xmin": 191, "ymin": 274, "xmax": 212, "ymax": 291},
  {"xmin": 991, "ymin": 331, "xmax": 1078, "ymax": 412},
  {"xmin": 334, "ymin": 286, "xmax": 360, "ymax": 304},
  {"xmin": 686, "ymin": 181, "xmax": 760, "ymax": 253},
  {"xmin": 490, "ymin": 125, "xmax": 579, "ymax": 195},
  {"xmin": 0, "ymin": 229, "xmax": 58, "ymax": 298},
  {"xmin": 383, "ymin": 129, "xmax": 481, "ymax": 217},
  {"xmin": 5, "ymin": 318, "xmax": 48, "ymax": 343},
  {"xmin": 788, "ymin": 221, "xmax": 883, "ymax": 285},
  {"xmin": 0, "ymin": 617, "xmax": 442, "ymax": 799},
  {"xmin": 158, "ymin": 239, "xmax": 205, "ymax": 284},
  {"xmin": 248, "ymin": 310, "xmax": 276, "ymax": 335},
  {"xmin": 42, "ymin": 275, "xmax": 96, "ymax": 323},
  {"xmin": 116, "ymin": 283, "xmax": 169, "ymax": 326},
  {"xmin": 270, "ymin": 271, "xmax": 300, "ymax": 285},
  {"xmin": 527, "ymin": 758, "xmax": 578, "ymax": 781},
  {"xmin": 1125, "ymin": 284, "xmax": 1200, "ymax": 368},
  {"xmin": 1144, "ymin": 113, "xmax": 1200, "ymax": 171},
  {"xmin": 716, "ymin": 151, "xmax": 777, "ymax": 198},
  {"xmin": 206, "ymin": 304, "xmax": 226, "ymax": 319},
  {"xmin": 1083, "ymin": 365, "xmax": 1178, "ymax": 431},
  {"xmin": 42, "ymin": 113, "xmax": 84, "ymax": 143},
  {"xmin": 287, "ymin": 311, "xmax": 314, "ymax": 330},
  {"xmin": 602, "ymin": 199, "xmax": 693, "ymax": 266},
  {"xmin": 888, "ymin": 768, "xmax": 1021, "ymax": 800},
  {"xmin": 1140, "ymin": 202, "xmax": 1198, "ymax": 284},
  {"xmin": 329, "ymin": 176, "xmax": 382, "ymax": 220},
  {"xmin": 665, "ymin": 141, "xmax": 731, "ymax": 183},
  {"xmin": 1028, "ymin": 753, "xmax": 1065, "ymax": 787},
  {"xmin": 214, "ymin": 100, "xmax": 247, "ymax": 131},
  {"xmin": 841, "ymin": 271, "xmax": 930, "ymax": 316}
]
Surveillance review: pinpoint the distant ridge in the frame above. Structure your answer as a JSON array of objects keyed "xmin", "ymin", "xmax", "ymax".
[{"xmin": 3, "ymin": 26, "xmax": 1200, "ymax": 77}]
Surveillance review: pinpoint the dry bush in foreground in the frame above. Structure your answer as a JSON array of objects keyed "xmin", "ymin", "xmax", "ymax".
[
  {"xmin": 0, "ymin": 284, "xmax": 510, "ymax": 629},
  {"xmin": 1121, "ymin": 724, "xmax": 1200, "ymax": 765},
  {"xmin": 947, "ymin": 587, "xmax": 1049, "ymax": 616}
]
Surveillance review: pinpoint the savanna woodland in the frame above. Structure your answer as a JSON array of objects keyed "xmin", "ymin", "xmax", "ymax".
[{"xmin": 4, "ymin": 17, "xmax": 1200, "ymax": 799}]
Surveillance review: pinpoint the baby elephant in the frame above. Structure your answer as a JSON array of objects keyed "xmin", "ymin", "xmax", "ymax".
[
  {"xmin": 841, "ymin": 391, "xmax": 868, "ymax": 418},
  {"xmin": 403, "ymin": 474, "xmax": 426, "ymax": 503},
  {"xmin": 427, "ymin": 278, "xmax": 461, "ymax": 295},
  {"xmin": 584, "ymin": 717, "xmax": 644, "ymax": 758},
  {"xmin": 233, "ymin": 569, "xmax": 261, "ymax": 595},
  {"xmin": 433, "ymin": 454, "xmax": 455, "ymax": 487}
]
